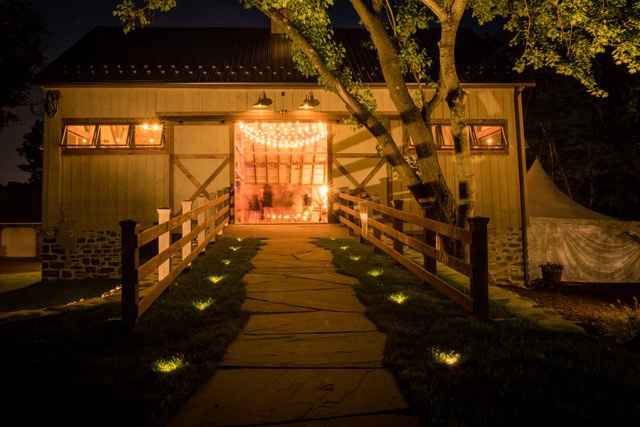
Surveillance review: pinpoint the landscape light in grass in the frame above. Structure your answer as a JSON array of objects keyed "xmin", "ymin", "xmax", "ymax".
[
  {"xmin": 208, "ymin": 275, "xmax": 225, "ymax": 284},
  {"xmin": 432, "ymin": 347, "xmax": 461, "ymax": 366},
  {"xmin": 153, "ymin": 356, "xmax": 185, "ymax": 373},
  {"xmin": 236, "ymin": 237, "xmax": 243, "ymax": 242},
  {"xmin": 367, "ymin": 267, "xmax": 384, "ymax": 277},
  {"xmin": 221, "ymin": 259, "xmax": 231, "ymax": 266},
  {"xmin": 349, "ymin": 255, "xmax": 361, "ymax": 261},
  {"xmin": 388, "ymin": 292, "xmax": 408, "ymax": 304},
  {"xmin": 193, "ymin": 298, "xmax": 214, "ymax": 311},
  {"xmin": 340, "ymin": 245, "xmax": 349, "ymax": 251},
  {"xmin": 229, "ymin": 246, "xmax": 241, "ymax": 252},
  {"xmin": 330, "ymin": 237, "xmax": 336, "ymax": 240}
]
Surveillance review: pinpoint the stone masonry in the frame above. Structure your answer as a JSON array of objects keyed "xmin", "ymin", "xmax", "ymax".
[
  {"xmin": 488, "ymin": 226, "xmax": 525, "ymax": 286},
  {"xmin": 41, "ymin": 228, "xmax": 121, "ymax": 281}
]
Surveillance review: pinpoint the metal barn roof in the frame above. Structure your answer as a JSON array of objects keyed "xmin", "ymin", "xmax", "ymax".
[
  {"xmin": 37, "ymin": 27, "xmax": 383, "ymax": 85},
  {"xmin": 38, "ymin": 26, "xmax": 533, "ymax": 87}
]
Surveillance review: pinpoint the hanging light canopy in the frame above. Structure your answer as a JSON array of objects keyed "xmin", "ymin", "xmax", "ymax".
[{"xmin": 238, "ymin": 121, "xmax": 327, "ymax": 148}]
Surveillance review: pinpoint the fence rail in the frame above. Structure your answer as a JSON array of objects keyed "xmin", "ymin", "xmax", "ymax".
[
  {"xmin": 120, "ymin": 188, "xmax": 231, "ymax": 329},
  {"xmin": 334, "ymin": 192, "xmax": 489, "ymax": 319}
]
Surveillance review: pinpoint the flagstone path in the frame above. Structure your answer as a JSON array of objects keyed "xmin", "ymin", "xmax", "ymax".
[{"xmin": 170, "ymin": 225, "xmax": 419, "ymax": 427}]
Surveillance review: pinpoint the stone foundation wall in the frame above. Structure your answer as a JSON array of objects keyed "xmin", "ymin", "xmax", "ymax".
[
  {"xmin": 488, "ymin": 227, "xmax": 525, "ymax": 286},
  {"xmin": 41, "ymin": 229, "xmax": 120, "ymax": 280}
]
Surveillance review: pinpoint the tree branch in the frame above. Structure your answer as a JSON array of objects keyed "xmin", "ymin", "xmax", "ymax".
[
  {"xmin": 265, "ymin": 8, "xmax": 422, "ymax": 190},
  {"xmin": 419, "ymin": 0, "xmax": 447, "ymax": 21}
]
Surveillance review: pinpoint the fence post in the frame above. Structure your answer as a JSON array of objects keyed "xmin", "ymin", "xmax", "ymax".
[
  {"xmin": 223, "ymin": 187, "xmax": 230, "ymax": 227},
  {"xmin": 423, "ymin": 208, "xmax": 437, "ymax": 274},
  {"xmin": 120, "ymin": 219, "xmax": 139, "ymax": 330},
  {"xmin": 359, "ymin": 203, "xmax": 369, "ymax": 243},
  {"xmin": 469, "ymin": 216, "xmax": 490, "ymax": 320},
  {"xmin": 197, "ymin": 196, "xmax": 206, "ymax": 249},
  {"xmin": 157, "ymin": 208, "xmax": 171, "ymax": 281},
  {"xmin": 347, "ymin": 198, "xmax": 355, "ymax": 236},
  {"xmin": 181, "ymin": 200, "xmax": 192, "ymax": 262},
  {"xmin": 392, "ymin": 199, "xmax": 404, "ymax": 254},
  {"xmin": 228, "ymin": 186, "xmax": 234, "ymax": 224}
]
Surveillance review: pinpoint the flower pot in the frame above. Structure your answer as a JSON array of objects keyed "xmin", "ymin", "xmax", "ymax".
[{"xmin": 540, "ymin": 264, "xmax": 563, "ymax": 288}]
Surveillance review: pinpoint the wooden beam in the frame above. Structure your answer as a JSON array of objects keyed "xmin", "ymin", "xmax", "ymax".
[
  {"xmin": 357, "ymin": 158, "xmax": 385, "ymax": 191},
  {"xmin": 188, "ymin": 157, "xmax": 229, "ymax": 201},
  {"xmin": 174, "ymin": 158, "xmax": 209, "ymax": 198},
  {"xmin": 334, "ymin": 153, "xmax": 380, "ymax": 158},
  {"xmin": 332, "ymin": 158, "xmax": 361, "ymax": 188},
  {"xmin": 174, "ymin": 154, "xmax": 228, "ymax": 159}
]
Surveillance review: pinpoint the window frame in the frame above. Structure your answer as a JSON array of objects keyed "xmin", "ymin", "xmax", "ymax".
[
  {"xmin": 60, "ymin": 118, "xmax": 167, "ymax": 154},
  {"xmin": 404, "ymin": 120, "xmax": 509, "ymax": 154}
]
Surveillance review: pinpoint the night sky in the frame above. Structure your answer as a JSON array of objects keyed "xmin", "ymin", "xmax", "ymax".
[{"xmin": 0, "ymin": 0, "xmax": 358, "ymax": 184}]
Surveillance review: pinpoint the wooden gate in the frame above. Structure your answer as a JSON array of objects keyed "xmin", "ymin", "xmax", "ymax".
[{"xmin": 170, "ymin": 123, "xmax": 232, "ymax": 213}]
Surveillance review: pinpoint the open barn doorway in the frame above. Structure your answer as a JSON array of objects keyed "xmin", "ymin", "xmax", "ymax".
[{"xmin": 234, "ymin": 121, "xmax": 329, "ymax": 224}]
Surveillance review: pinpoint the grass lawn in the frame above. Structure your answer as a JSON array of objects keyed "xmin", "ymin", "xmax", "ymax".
[
  {"xmin": 315, "ymin": 237, "xmax": 640, "ymax": 426},
  {"xmin": 1, "ymin": 236, "xmax": 262, "ymax": 426},
  {"xmin": 0, "ymin": 277, "xmax": 117, "ymax": 312}
]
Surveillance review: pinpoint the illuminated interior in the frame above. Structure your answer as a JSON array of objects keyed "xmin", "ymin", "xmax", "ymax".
[{"xmin": 234, "ymin": 121, "xmax": 329, "ymax": 224}]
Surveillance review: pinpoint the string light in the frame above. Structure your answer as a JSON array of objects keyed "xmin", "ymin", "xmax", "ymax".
[{"xmin": 238, "ymin": 121, "xmax": 327, "ymax": 148}]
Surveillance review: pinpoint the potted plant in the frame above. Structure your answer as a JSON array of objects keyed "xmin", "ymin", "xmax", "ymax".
[{"xmin": 539, "ymin": 263, "xmax": 564, "ymax": 288}]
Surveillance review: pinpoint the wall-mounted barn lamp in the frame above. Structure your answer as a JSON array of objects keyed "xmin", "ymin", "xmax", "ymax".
[
  {"xmin": 252, "ymin": 92, "xmax": 273, "ymax": 109},
  {"xmin": 299, "ymin": 92, "xmax": 320, "ymax": 110}
]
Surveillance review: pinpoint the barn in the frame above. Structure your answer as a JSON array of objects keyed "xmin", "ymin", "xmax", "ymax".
[{"xmin": 37, "ymin": 25, "xmax": 531, "ymax": 286}]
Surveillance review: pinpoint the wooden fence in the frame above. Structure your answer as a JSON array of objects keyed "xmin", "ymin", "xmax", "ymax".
[
  {"xmin": 120, "ymin": 189, "xmax": 231, "ymax": 328},
  {"xmin": 335, "ymin": 192, "xmax": 490, "ymax": 320}
]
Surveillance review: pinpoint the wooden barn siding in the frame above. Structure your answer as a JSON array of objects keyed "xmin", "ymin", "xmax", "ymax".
[
  {"xmin": 393, "ymin": 88, "xmax": 522, "ymax": 229},
  {"xmin": 60, "ymin": 154, "xmax": 168, "ymax": 229},
  {"xmin": 43, "ymin": 86, "xmax": 521, "ymax": 230}
]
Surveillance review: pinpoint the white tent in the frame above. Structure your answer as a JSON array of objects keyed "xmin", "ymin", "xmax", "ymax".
[{"xmin": 526, "ymin": 159, "xmax": 640, "ymax": 282}]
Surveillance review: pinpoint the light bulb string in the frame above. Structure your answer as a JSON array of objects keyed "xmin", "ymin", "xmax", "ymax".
[{"xmin": 238, "ymin": 121, "xmax": 327, "ymax": 148}]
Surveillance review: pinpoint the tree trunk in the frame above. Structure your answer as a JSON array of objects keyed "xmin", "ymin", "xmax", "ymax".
[
  {"xmin": 350, "ymin": 0, "xmax": 456, "ymax": 223},
  {"xmin": 439, "ymin": 19, "xmax": 476, "ymax": 229}
]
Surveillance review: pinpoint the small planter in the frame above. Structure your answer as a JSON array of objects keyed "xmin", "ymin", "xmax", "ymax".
[{"xmin": 540, "ymin": 263, "xmax": 564, "ymax": 289}]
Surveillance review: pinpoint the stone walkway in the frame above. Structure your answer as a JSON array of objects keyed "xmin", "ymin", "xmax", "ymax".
[{"xmin": 170, "ymin": 225, "xmax": 419, "ymax": 427}]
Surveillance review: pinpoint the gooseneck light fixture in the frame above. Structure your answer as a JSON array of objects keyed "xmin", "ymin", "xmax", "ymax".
[
  {"xmin": 252, "ymin": 92, "xmax": 273, "ymax": 109},
  {"xmin": 299, "ymin": 92, "xmax": 320, "ymax": 110}
]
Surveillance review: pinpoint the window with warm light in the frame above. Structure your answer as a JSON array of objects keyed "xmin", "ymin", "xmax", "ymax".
[
  {"xmin": 61, "ymin": 122, "xmax": 165, "ymax": 149},
  {"xmin": 134, "ymin": 123, "xmax": 163, "ymax": 146},
  {"xmin": 98, "ymin": 124, "xmax": 130, "ymax": 147},
  {"xmin": 470, "ymin": 125, "xmax": 507, "ymax": 151},
  {"xmin": 64, "ymin": 125, "xmax": 96, "ymax": 147},
  {"xmin": 407, "ymin": 123, "xmax": 507, "ymax": 153}
]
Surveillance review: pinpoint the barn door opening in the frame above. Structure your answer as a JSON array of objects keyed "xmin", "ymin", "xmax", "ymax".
[{"xmin": 234, "ymin": 121, "xmax": 329, "ymax": 224}]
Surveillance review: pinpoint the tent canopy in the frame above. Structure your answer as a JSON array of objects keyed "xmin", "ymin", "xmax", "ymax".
[
  {"xmin": 526, "ymin": 159, "xmax": 609, "ymax": 220},
  {"xmin": 526, "ymin": 159, "xmax": 640, "ymax": 283}
]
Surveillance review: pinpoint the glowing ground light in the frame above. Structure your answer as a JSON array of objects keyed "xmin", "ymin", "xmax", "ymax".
[
  {"xmin": 330, "ymin": 237, "xmax": 336, "ymax": 240},
  {"xmin": 432, "ymin": 347, "xmax": 462, "ymax": 366},
  {"xmin": 340, "ymin": 245, "xmax": 349, "ymax": 251},
  {"xmin": 367, "ymin": 267, "xmax": 384, "ymax": 277},
  {"xmin": 236, "ymin": 237, "xmax": 243, "ymax": 242},
  {"xmin": 388, "ymin": 292, "xmax": 408, "ymax": 304},
  {"xmin": 193, "ymin": 298, "xmax": 214, "ymax": 311},
  {"xmin": 349, "ymin": 255, "xmax": 361, "ymax": 261},
  {"xmin": 208, "ymin": 275, "xmax": 225, "ymax": 284},
  {"xmin": 153, "ymin": 356, "xmax": 185, "ymax": 373},
  {"xmin": 229, "ymin": 246, "xmax": 241, "ymax": 252},
  {"xmin": 221, "ymin": 259, "xmax": 231, "ymax": 266}
]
